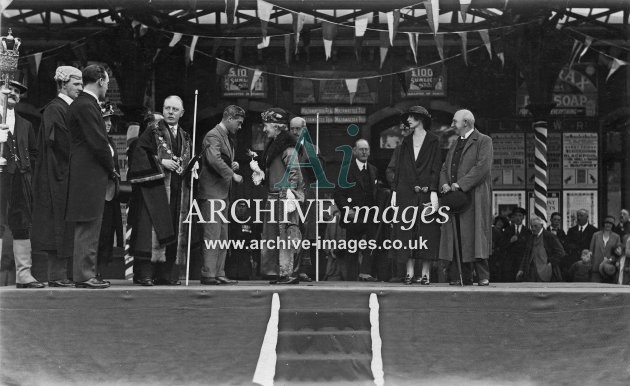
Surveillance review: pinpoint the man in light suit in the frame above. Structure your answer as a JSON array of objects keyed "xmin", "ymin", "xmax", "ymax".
[
  {"xmin": 438, "ymin": 109, "xmax": 493, "ymax": 286},
  {"xmin": 65, "ymin": 65, "xmax": 116, "ymax": 289},
  {"xmin": 197, "ymin": 105, "xmax": 245, "ymax": 285},
  {"xmin": 333, "ymin": 139, "xmax": 380, "ymax": 282}
]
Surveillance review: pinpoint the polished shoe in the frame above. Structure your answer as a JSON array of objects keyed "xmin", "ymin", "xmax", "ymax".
[
  {"xmin": 48, "ymin": 279, "xmax": 75, "ymax": 288},
  {"xmin": 275, "ymin": 276, "xmax": 300, "ymax": 285},
  {"xmin": 134, "ymin": 277, "xmax": 154, "ymax": 286},
  {"xmin": 478, "ymin": 279, "xmax": 490, "ymax": 286},
  {"xmin": 359, "ymin": 274, "xmax": 378, "ymax": 282},
  {"xmin": 404, "ymin": 275, "xmax": 413, "ymax": 285},
  {"xmin": 449, "ymin": 280, "xmax": 473, "ymax": 286},
  {"xmin": 200, "ymin": 277, "xmax": 220, "ymax": 285},
  {"xmin": 216, "ymin": 276, "xmax": 238, "ymax": 285},
  {"xmin": 298, "ymin": 273, "xmax": 313, "ymax": 282},
  {"xmin": 75, "ymin": 278, "xmax": 110, "ymax": 289},
  {"xmin": 411, "ymin": 275, "xmax": 422, "ymax": 284},
  {"xmin": 153, "ymin": 278, "xmax": 181, "ymax": 286},
  {"xmin": 16, "ymin": 281, "xmax": 46, "ymax": 289},
  {"xmin": 419, "ymin": 275, "xmax": 430, "ymax": 285},
  {"xmin": 95, "ymin": 274, "xmax": 110, "ymax": 285}
]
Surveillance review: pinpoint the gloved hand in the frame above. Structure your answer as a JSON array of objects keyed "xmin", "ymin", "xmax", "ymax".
[
  {"xmin": 390, "ymin": 191, "xmax": 397, "ymax": 207},
  {"xmin": 285, "ymin": 189, "xmax": 298, "ymax": 213},
  {"xmin": 250, "ymin": 159, "xmax": 265, "ymax": 186},
  {"xmin": 430, "ymin": 191, "xmax": 439, "ymax": 212}
]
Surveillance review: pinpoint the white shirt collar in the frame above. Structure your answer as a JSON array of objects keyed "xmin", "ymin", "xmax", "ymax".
[
  {"xmin": 6, "ymin": 108, "xmax": 15, "ymax": 134},
  {"xmin": 356, "ymin": 159, "xmax": 367, "ymax": 170},
  {"xmin": 461, "ymin": 128, "xmax": 474, "ymax": 140},
  {"xmin": 58, "ymin": 93, "xmax": 74, "ymax": 106},
  {"xmin": 83, "ymin": 89, "xmax": 100, "ymax": 103}
]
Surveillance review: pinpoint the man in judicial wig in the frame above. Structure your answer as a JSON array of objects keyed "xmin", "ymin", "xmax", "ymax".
[{"xmin": 438, "ymin": 109, "xmax": 493, "ymax": 286}]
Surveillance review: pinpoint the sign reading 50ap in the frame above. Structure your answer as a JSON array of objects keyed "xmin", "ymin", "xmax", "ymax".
[
  {"xmin": 404, "ymin": 65, "xmax": 447, "ymax": 97},
  {"xmin": 222, "ymin": 66, "xmax": 266, "ymax": 98}
]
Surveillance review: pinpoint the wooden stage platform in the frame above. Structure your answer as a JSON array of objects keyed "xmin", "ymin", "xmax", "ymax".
[{"xmin": 2, "ymin": 282, "xmax": 630, "ymax": 385}]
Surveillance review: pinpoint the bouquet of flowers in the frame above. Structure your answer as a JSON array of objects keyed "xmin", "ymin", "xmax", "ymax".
[{"xmin": 247, "ymin": 149, "xmax": 265, "ymax": 186}]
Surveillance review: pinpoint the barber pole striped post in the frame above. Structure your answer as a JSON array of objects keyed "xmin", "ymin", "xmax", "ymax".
[
  {"xmin": 123, "ymin": 205, "xmax": 134, "ymax": 280},
  {"xmin": 533, "ymin": 121, "xmax": 548, "ymax": 222}
]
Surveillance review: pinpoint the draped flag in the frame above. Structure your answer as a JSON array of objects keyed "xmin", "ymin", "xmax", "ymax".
[
  {"xmin": 607, "ymin": 58, "xmax": 627, "ymax": 81},
  {"xmin": 293, "ymin": 12, "xmax": 305, "ymax": 54},
  {"xmin": 407, "ymin": 33, "xmax": 419, "ymax": 63},
  {"xmin": 458, "ymin": 32, "xmax": 468, "ymax": 65},
  {"xmin": 345, "ymin": 79, "xmax": 358, "ymax": 104},
  {"xmin": 568, "ymin": 40, "xmax": 584, "ymax": 68},
  {"xmin": 459, "ymin": 0, "xmax": 471, "ymax": 23},
  {"xmin": 257, "ymin": 0, "xmax": 273, "ymax": 37},
  {"xmin": 169, "ymin": 33, "xmax": 183, "ymax": 47},
  {"xmin": 386, "ymin": 10, "xmax": 400, "ymax": 46},
  {"xmin": 424, "ymin": 0, "xmax": 440, "ymax": 34},
  {"xmin": 379, "ymin": 31, "xmax": 389, "ymax": 68},
  {"xmin": 189, "ymin": 36, "xmax": 199, "ymax": 62},
  {"xmin": 479, "ymin": 29, "xmax": 491, "ymax": 57},
  {"xmin": 322, "ymin": 21, "xmax": 337, "ymax": 60},
  {"xmin": 434, "ymin": 34, "xmax": 444, "ymax": 60}
]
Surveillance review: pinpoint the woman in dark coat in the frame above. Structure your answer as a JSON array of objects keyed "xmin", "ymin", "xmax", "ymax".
[
  {"xmin": 386, "ymin": 106, "xmax": 442, "ymax": 284},
  {"xmin": 96, "ymin": 104, "xmax": 123, "ymax": 277}
]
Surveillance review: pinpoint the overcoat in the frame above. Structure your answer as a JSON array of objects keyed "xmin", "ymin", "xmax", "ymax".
[
  {"xmin": 438, "ymin": 129, "xmax": 493, "ymax": 262},
  {"xmin": 65, "ymin": 92, "xmax": 115, "ymax": 222},
  {"xmin": 31, "ymin": 96, "xmax": 74, "ymax": 256}
]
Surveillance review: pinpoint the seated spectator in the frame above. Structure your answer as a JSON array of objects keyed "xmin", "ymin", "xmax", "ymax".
[
  {"xmin": 516, "ymin": 216, "xmax": 564, "ymax": 282},
  {"xmin": 567, "ymin": 249, "xmax": 592, "ymax": 282}
]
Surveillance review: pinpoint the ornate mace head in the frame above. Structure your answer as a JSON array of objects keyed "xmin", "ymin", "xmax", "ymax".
[{"xmin": 0, "ymin": 29, "xmax": 21, "ymax": 83}]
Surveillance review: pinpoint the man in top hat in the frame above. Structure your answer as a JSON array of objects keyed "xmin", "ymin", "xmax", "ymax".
[
  {"xmin": 65, "ymin": 64, "xmax": 116, "ymax": 289},
  {"xmin": 196, "ymin": 105, "xmax": 245, "ymax": 285},
  {"xmin": 438, "ymin": 109, "xmax": 493, "ymax": 286},
  {"xmin": 127, "ymin": 96, "xmax": 191, "ymax": 286},
  {"xmin": 501, "ymin": 207, "xmax": 531, "ymax": 282},
  {"xmin": 31, "ymin": 65, "xmax": 83, "ymax": 287},
  {"xmin": 0, "ymin": 78, "xmax": 44, "ymax": 288}
]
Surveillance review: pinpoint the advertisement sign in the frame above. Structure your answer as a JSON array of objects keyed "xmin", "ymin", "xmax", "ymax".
[
  {"xmin": 562, "ymin": 132, "xmax": 598, "ymax": 189},
  {"xmin": 517, "ymin": 64, "xmax": 598, "ymax": 116},
  {"xmin": 221, "ymin": 66, "xmax": 266, "ymax": 98},
  {"xmin": 403, "ymin": 65, "xmax": 447, "ymax": 97},
  {"xmin": 294, "ymin": 72, "xmax": 377, "ymax": 104},
  {"xmin": 111, "ymin": 135, "xmax": 128, "ymax": 181},
  {"xmin": 491, "ymin": 133, "xmax": 526, "ymax": 188},
  {"xmin": 563, "ymin": 190, "xmax": 598, "ymax": 231},
  {"xmin": 492, "ymin": 191, "xmax": 526, "ymax": 219}
]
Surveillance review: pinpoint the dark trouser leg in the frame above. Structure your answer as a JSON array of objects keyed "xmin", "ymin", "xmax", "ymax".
[
  {"xmin": 449, "ymin": 259, "xmax": 473, "ymax": 284},
  {"xmin": 47, "ymin": 251, "xmax": 68, "ymax": 281},
  {"xmin": 72, "ymin": 218, "xmax": 102, "ymax": 282},
  {"xmin": 473, "ymin": 258, "xmax": 490, "ymax": 282}
]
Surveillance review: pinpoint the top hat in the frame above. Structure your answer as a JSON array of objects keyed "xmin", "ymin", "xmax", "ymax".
[
  {"xmin": 7, "ymin": 79, "xmax": 27, "ymax": 93},
  {"xmin": 440, "ymin": 190, "xmax": 470, "ymax": 214}
]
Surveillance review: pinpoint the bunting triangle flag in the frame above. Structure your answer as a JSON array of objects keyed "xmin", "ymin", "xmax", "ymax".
[
  {"xmin": 458, "ymin": 32, "xmax": 468, "ymax": 65},
  {"xmin": 607, "ymin": 58, "xmax": 627, "ymax": 81},
  {"xmin": 355, "ymin": 15, "xmax": 368, "ymax": 37},
  {"xmin": 379, "ymin": 31, "xmax": 389, "ymax": 68},
  {"xmin": 33, "ymin": 52, "xmax": 42, "ymax": 75},
  {"xmin": 131, "ymin": 20, "xmax": 140, "ymax": 28},
  {"xmin": 424, "ymin": 0, "xmax": 440, "ymax": 34},
  {"xmin": 322, "ymin": 21, "xmax": 337, "ymax": 60},
  {"xmin": 216, "ymin": 59, "xmax": 230, "ymax": 76},
  {"xmin": 169, "ymin": 33, "xmax": 183, "ymax": 47},
  {"xmin": 579, "ymin": 36, "xmax": 592, "ymax": 60},
  {"xmin": 257, "ymin": 36, "xmax": 270, "ymax": 49},
  {"xmin": 479, "ymin": 29, "xmax": 491, "ymax": 57},
  {"xmin": 345, "ymin": 79, "xmax": 358, "ymax": 104},
  {"xmin": 189, "ymin": 36, "xmax": 199, "ymax": 62},
  {"xmin": 434, "ymin": 34, "xmax": 444, "ymax": 60},
  {"xmin": 139, "ymin": 24, "xmax": 148, "ymax": 37},
  {"xmin": 225, "ymin": 0, "xmax": 239, "ymax": 24},
  {"xmin": 407, "ymin": 33, "xmax": 419, "ymax": 64},
  {"xmin": 293, "ymin": 12, "xmax": 305, "ymax": 54},
  {"xmin": 386, "ymin": 10, "xmax": 400, "ymax": 46},
  {"xmin": 250, "ymin": 69, "xmax": 263, "ymax": 91},
  {"xmin": 459, "ymin": 0, "xmax": 471, "ymax": 23},
  {"xmin": 323, "ymin": 39, "xmax": 333, "ymax": 60},
  {"xmin": 257, "ymin": 0, "xmax": 273, "ymax": 36}
]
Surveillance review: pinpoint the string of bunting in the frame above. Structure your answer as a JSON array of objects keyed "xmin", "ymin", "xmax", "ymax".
[{"xmin": 562, "ymin": 30, "xmax": 630, "ymax": 81}]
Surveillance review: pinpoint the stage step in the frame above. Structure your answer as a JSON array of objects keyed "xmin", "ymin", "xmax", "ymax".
[
  {"xmin": 279, "ymin": 308, "xmax": 371, "ymax": 331},
  {"xmin": 275, "ymin": 304, "xmax": 376, "ymax": 383},
  {"xmin": 275, "ymin": 353, "xmax": 374, "ymax": 382}
]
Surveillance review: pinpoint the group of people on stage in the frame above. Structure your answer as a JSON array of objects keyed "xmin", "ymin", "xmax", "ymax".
[
  {"xmin": 491, "ymin": 207, "xmax": 630, "ymax": 284},
  {"xmin": 2, "ymin": 64, "xmax": 629, "ymax": 288}
]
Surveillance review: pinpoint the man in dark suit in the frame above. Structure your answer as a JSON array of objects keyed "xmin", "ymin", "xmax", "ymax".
[
  {"xmin": 31, "ymin": 66, "xmax": 83, "ymax": 288},
  {"xmin": 0, "ymin": 79, "xmax": 43, "ymax": 288},
  {"xmin": 197, "ymin": 105, "xmax": 245, "ymax": 285},
  {"xmin": 547, "ymin": 211, "xmax": 567, "ymax": 245},
  {"xmin": 502, "ymin": 207, "xmax": 532, "ymax": 282},
  {"xmin": 517, "ymin": 216, "xmax": 565, "ymax": 282},
  {"xmin": 65, "ymin": 64, "xmax": 117, "ymax": 289},
  {"xmin": 563, "ymin": 208, "xmax": 598, "ymax": 280},
  {"xmin": 333, "ymin": 139, "xmax": 379, "ymax": 281}
]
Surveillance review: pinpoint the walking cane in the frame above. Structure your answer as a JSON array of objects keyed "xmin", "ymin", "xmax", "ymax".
[
  {"xmin": 184, "ymin": 89, "xmax": 199, "ymax": 286},
  {"xmin": 454, "ymin": 212, "xmax": 464, "ymax": 287}
]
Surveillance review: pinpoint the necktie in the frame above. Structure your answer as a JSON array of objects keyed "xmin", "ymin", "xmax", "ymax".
[{"xmin": 363, "ymin": 164, "xmax": 367, "ymax": 171}]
